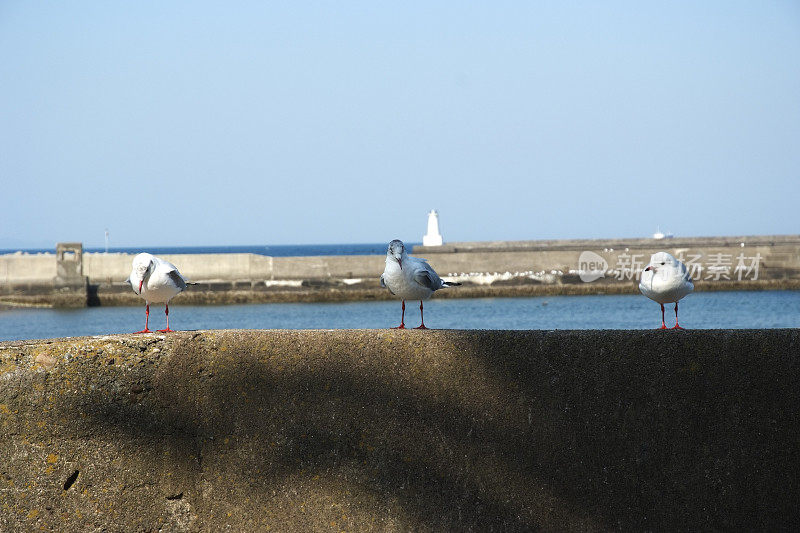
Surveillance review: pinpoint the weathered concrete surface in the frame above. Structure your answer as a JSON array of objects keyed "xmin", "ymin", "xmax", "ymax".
[{"xmin": 1, "ymin": 330, "xmax": 798, "ymax": 531}]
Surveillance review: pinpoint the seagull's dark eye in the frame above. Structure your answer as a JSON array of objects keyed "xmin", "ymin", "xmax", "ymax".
[{"xmin": 660, "ymin": 262, "xmax": 665, "ymax": 265}]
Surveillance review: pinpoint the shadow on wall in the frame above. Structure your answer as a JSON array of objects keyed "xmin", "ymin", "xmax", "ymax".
[{"xmin": 34, "ymin": 330, "xmax": 800, "ymax": 530}]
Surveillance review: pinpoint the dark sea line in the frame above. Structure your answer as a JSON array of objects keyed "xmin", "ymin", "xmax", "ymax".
[{"xmin": 0, "ymin": 243, "xmax": 415, "ymax": 258}]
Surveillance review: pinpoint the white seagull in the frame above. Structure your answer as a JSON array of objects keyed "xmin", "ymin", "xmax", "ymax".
[
  {"xmin": 127, "ymin": 253, "xmax": 190, "ymax": 333},
  {"xmin": 639, "ymin": 251, "xmax": 694, "ymax": 329},
  {"xmin": 380, "ymin": 239, "xmax": 460, "ymax": 329}
]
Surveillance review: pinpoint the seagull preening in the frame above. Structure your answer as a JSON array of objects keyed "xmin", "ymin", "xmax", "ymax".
[
  {"xmin": 380, "ymin": 239, "xmax": 461, "ymax": 329},
  {"xmin": 639, "ymin": 251, "xmax": 694, "ymax": 329},
  {"xmin": 127, "ymin": 253, "xmax": 190, "ymax": 333}
]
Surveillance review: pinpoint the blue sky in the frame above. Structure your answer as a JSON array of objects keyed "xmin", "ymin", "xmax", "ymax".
[{"xmin": 1, "ymin": 2, "xmax": 798, "ymax": 248}]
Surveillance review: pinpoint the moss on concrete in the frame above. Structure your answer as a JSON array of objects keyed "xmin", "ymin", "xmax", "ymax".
[{"xmin": 1, "ymin": 329, "xmax": 798, "ymax": 531}]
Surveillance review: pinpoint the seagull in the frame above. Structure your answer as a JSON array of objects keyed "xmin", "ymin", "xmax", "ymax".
[
  {"xmin": 380, "ymin": 239, "xmax": 461, "ymax": 329},
  {"xmin": 127, "ymin": 253, "xmax": 190, "ymax": 333},
  {"xmin": 639, "ymin": 251, "xmax": 694, "ymax": 329}
]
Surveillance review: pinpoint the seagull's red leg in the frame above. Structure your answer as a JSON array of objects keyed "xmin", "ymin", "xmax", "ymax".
[
  {"xmin": 392, "ymin": 300, "xmax": 406, "ymax": 329},
  {"xmin": 659, "ymin": 303, "xmax": 667, "ymax": 329},
  {"xmin": 671, "ymin": 302, "xmax": 684, "ymax": 330},
  {"xmin": 414, "ymin": 300, "xmax": 427, "ymax": 329},
  {"xmin": 158, "ymin": 303, "xmax": 174, "ymax": 333},
  {"xmin": 135, "ymin": 304, "xmax": 152, "ymax": 334}
]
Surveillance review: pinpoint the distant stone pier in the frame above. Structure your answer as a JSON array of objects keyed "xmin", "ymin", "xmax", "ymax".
[
  {"xmin": 52, "ymin": 242, "xmax": 89, "ymax": 307},
  {"xmin": 1, "ymin": 235, "xmax": 799, "ymax": 307}
]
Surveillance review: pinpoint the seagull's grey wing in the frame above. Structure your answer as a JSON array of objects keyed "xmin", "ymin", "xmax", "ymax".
[
  {"xmin": 413, "ymin": 262, "xmax": 443, "ymax": 291},
  {"xmin": 167, "ymin": 269, "xmax": 188, "ymax": 291},
  {"xmin": 155, "ymin": 257, "xmax": 188, "ymax": 290},
  {"xmin": 414, "ymin": 269, "xmax": 435, "ymax": 290}
]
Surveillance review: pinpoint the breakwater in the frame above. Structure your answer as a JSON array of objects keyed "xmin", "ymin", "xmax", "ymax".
[
  {"xmin": 1, "ymin": 329, "xmax": 798, "ymax": 531},
  {"xmin": 1, "ymin": 235, "xmax": 799, "ymax": 306}
]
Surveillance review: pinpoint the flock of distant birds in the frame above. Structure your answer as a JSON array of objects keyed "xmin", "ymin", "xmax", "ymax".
[{"xmin": 126, "ymin": 240, "xmax": 694, "ymax": 332}]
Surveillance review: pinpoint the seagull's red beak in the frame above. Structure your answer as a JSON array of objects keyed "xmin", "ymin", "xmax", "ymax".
[
  {"xmin": 644, "ymin": 266, "xmax": 652, "ymax": 272},
  {"xmin": 138, "ymin": 279, "xmax": 144, "ymax": 294}
]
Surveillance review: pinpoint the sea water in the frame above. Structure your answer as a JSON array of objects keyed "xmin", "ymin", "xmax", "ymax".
[{"xmin": 1, "ymin": 291, "xmax": 798, "ymax": 342}]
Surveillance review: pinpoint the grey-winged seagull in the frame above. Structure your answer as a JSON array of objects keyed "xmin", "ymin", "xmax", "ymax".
[
  {"xmin": 127, "ymin": 252, "xmax": 190, "ymax": 333},
  {"xmin": 380, "ymin": 239, "xmax": 461, "ymax": 329}
]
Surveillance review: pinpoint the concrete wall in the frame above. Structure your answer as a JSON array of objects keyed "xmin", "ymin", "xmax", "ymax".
[
  {"xmin": 272, "ymin": 255, "xmax": 384, "ymax": 280},
  {"xmin": 81, "ymin": 253, "xmax": 274, "ymax": 283},
  {"xmin": 425, "ymin": 243, "xmax": 800, "ymax": 279},
  {"xmin": 0, "ymin": 253, "xmax": 54, "ymax": 283},
  {"xmin": 80, "ymin": 253, "xmax": 380, "ymax": 282},
  {"xmin": 1, "ymin": 329, "xmax": 798, "ymax": 531}
]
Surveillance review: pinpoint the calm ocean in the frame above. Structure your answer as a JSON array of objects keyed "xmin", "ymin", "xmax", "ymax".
[{"xmin": 1, "ymin": 291, "xmax": 798, "ymax": 342}]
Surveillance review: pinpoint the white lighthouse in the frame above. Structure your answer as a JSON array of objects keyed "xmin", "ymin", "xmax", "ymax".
[{"xmin": 423, "ymin": 209, "xmax": 443, "ymax": 246}]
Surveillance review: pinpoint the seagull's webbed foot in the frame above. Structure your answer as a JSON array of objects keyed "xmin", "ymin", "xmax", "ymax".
[
  {"xmin": 391, "ymin": 324, "xmax": 406, "ymax": 330},
  {"xmin": 414, "ymin": 324, "xmax": 428, "ymax": 329},
  {"xmin": 134, "ymin": 329, "xmax": 152, "ymax": 334},
  {"xmin": 157, "ymin": 328, "xmax": 175, "ymax": 333},
  {"xmin": 671, "ymin": 325, "xmax": 685, "ymax": 330}
]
